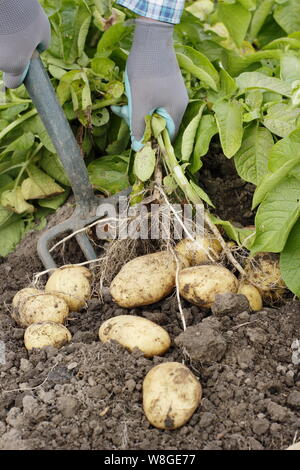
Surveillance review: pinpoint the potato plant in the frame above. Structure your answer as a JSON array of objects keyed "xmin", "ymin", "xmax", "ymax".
[{"xmin": 1, "ymin": 0, "xmax": 300, "ymax": 298}]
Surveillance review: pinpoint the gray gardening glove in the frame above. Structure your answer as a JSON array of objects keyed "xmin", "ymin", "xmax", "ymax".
[
  {"xmin": 0, "ymin": 0, "xmax": 51, "ymax": 89},
  {"xmin": 112, "ymin": 18, "xmax": 189, "ymax": 151}
]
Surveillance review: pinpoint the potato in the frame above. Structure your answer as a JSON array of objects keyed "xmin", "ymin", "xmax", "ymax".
[
  {"xmin": 110, "ymin": 251, "xmax": 189, "ymax": 308},
  {"xmin": 175, "ymin": 235, "xmax": 222, "ymax": 266},
  {"xmin": 99, "ymin": 315, "xmax": 171, "ymax": 357},
  {"xmin": 45, "ymin": 265, "xmax": 91, "ymax": 311},
  {"xmin": 12, "ymin": 288, "xmax": 42, "ymax": 311},
  {"xmin": 143, "ymin": 362, "xmax": 201, "ymax": 429},
  {"xmin": 243, "ymin": 253, "xmax": 287, "ymax": 304},
  {"xmin": 24, "ymin": 322, "xmax": 72, "ymax": 350},
  {"xmin": 14, "ymin": 293, "xmax": 69, "ymax": 327},
  {"xmin": 179, "ymin": 264, "xmax": 238, "ymax": 308},
  {"xmin": 238, "ymin": 283, "xmax": 263, "ymax": 311}
]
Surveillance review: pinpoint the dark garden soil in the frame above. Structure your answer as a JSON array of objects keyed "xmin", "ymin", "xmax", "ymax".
[{"xmin": 0, "ymin": 153, "xmax": 299, "ymax": 451}]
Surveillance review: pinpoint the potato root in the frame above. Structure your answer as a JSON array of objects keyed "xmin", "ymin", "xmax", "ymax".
[
  {"xmin": 179, "ymin": 264, "xmax": 238, "ymax": 308},
  {"xmin": 243, "ymin": 253, "xmax": 287, "ymax": 304},
  {"xmin": 24, "ymin": 322, "xmax": 72, "ymax": 350},
  {"xmin": 99, "ymin": 315, "xmax": 171, "ymax": 357},
  {"xmin": 45, "ymin": 265, "xmax": 91, "ymax": 311},
  {"xmin": 175, "ymin": 235, "xmax": 222, "ymax": 266},
  {"xmin": 110, "ymin": 251, "xmax": 189, "ymax": 308},
  {"xmin": 143, "ymin": 362, "xmax": 202, "ymax": 429}
]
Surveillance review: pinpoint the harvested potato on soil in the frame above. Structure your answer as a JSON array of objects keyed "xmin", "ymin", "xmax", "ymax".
[
  {"xmin": 175, "ymin": 235, "xmax": 222, "ymax": 266},
  {"xmin": 179, "ymin": 264, "xmax": 238, "ymax": 308},
  {"xmin": 45, "ymin": 265, "xmax": 91, "ymax": 311},
  {"xmin": 12, "ymin": 287, "xmax": 42, "ymax": 311},
  {"xmin": 24, "ymin": 322, "xmax": 72, "ymax": 350},
  {"xmin": 243, "ymin": 253, "xmax": 287, "ymax": 304},
  {"xmin": 99, "ymin": 315, "xmax": 171, "ymax": 357},
  {"xmin": 110, "ymin": 250, "xmax": 189, "ymax": 308},
  {"xmin": 13, "ymin": 294, "xmax": 69, "ymax": 327},
  {"xmin": 238, "ymin": 283, "xmax": 263, "ymax": 311},
  {"xmin": 143, "ymin": 362, "xmax": 201, "ymax": 430}
]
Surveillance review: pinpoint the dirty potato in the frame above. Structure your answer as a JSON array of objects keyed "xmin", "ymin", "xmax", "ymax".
[
  {"xmin": 143, "ymin": 362, "xmax": 202, "ymax": 429},
  {"xmin": 14, "ymin": 293, "xmax": 69, "ymax": 327},
  {"xmin": 12, "ymin": 287, "xmax": 42, "ymax": 311},
  {"xmin": 45, "ymin": 265, "xmax": 91, "ymax": 311},
  {"xmin": 179, "ymin": 264, "xmax": 238, "ymax": 308},
  {"xmin": 238, "ymin": 283, "xmax": 263, "ymax": 311},
  {"xmin": 110, "ymin": 251, "xmax": 189, "ymax": 308},
  {"xmin": 175, "ymin": 235, "xmax": 222, "ymax": 266},
  {"xmin": 99, "ymin": 315, "xmax": 171, "ymax": 357},
  {"xmin": 24, "ymin": 322, "xmax": 72, "ymax": 350}
]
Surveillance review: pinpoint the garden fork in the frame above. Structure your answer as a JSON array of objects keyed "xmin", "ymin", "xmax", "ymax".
[{"xmin": 24, "ymin": 52, "xmax": 130, "ymax": 270}]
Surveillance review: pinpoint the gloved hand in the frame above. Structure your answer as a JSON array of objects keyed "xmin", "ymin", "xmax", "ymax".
[
  {"xmin": 0, "ymin": 0, "xmax": 51, "ymax": 89},
  {"xmin": 112, "ymin": 18, "xmax": 189, "ymax": 151}
]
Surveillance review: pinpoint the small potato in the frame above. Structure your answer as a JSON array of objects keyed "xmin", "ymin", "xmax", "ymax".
[
  {"xmin": 14, "ymin": 294, "xmax": 69, "ymax": 327},
  {"xmin": 45, "ymin": 265, "xmax": 91, "ymax": 311},
  {"xmin": 99, "ymin": 315, "xmax": 171, "ymax": 357},
  {"xmin": 179, "ymin": 264, "xmax": 238, "ymax": 308},
  {"xmin": 24, "ymin": 322, "xmax": 72, "ymax": 350},
  {"xmin": 12, "ymin": 288, "xmax": 42, "ymax": 310},
  {"xmin": 110, "ymin": 251, "xmax": 189, "ymax": 308},
  {"xmin": 238, "ymin": 283, "xmax": 263, "ymax": 311},
  {"xmin": 143, "ymin": 362, "xmax": 201, "ymax": 430},
  {"xmin": 175, "ymin": 235, "xmax": 222, "ymax": 266}
]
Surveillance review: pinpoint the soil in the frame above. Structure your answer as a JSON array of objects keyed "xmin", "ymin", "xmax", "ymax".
[{"xmin": 0, "ymin": 154, "xmax": 299, "ymax": 451}]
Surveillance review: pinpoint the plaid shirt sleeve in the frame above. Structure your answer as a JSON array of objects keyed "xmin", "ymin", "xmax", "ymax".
[{"xmin": 116, "ymin": 0, "xmax": 185, "ymax": 24}]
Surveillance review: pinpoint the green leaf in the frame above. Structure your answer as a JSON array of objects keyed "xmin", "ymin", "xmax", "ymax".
[
  {"xmin": 251, "ymin": 176, "xmax": 300, "ymax": 253},
  {"xmin": 38, "ymin": 189, "xmax": 70, "ymax": 210},
  {"xmin": 181, "ymin": 103, "xmax": 205, "ymax": 161},
  {"xmin": 23, "ymin": 115, "xmax": 56, "ymax": 153},
  {"xmin": 176, "ymin": 45, "xmax": 219, "ymax": 91},
  {"xmin": 39, "ymin": 150, "xmax": 70, "ymax": 186},
  {"xmin": 219, "ymin": 69, "xmax": 237, "ymax": 99},
  {"xmin": 97, "ymin": 23, "xmax": 132, "ymax": 53},
  {"xmin": 91, "ymin": 108, "xmax": 110, "ymax": 127},
  {"xmin": 252, "ymin": 128, "xmax": 300, "ymax": 207},
  {"xmin": 151, "ymin": 115, "xmax": 167, "ymax": 139},
  {"xmin": 163, "ymin": 174, "xmax": 177, "ymax": 195},
  {"xmin": 189, "ymin": 180, "xmax": 214, "ymax": 207},
  {"xmin": 210, "ymin": 214, "xmax": 255, "ymax": 248},
  {"xmin": 218, "ymin": 2, "xmax": 251, "ymax": 47},
  {"xmin": 0, "ymin": 217, "xmax": 25, "ymax": 257},
  {"xmin": 280, "ymin": 52, "xmax": 300, "ymax": 82},
  {"xmin": 133, "ymin": 143, "xmax": 156, "ymax": 182},
  {"xmin": 274, "ymin": 0, "xmax": 300, "ymax": 34},
  {"xmin": 1, "ymin": 187, "xmax": 35, "ymax": 214},
  {"xmin": 280, "ymin": 219, "xmax": 300, "ymax": 297},
  {"xmin": 106, "ymin": 119, "xmax": 130, "ymax": 155},
  {"xmin": 88, "ymin": 154, "xmax": 129, "ymax": 195},
  {"xmin": 21, "ymin": 165, "xmax": 64, "ymax": 200},
  {"xmin": 234, "ymin": 123, "xmax": 274, "ymax": 185},
  {"xmin": 236, "ymin": 72, "xmax": 293, "ymax": 96},
  {"xmin": 213, "ymin": 100, "xmax": 244, "ymax": 158},
  {"xmin": 263, "ymin": 102, "xmax": 300, "ymax": 137},
  {"xmin": 249, "ymin": 0, "xmax": 275, "ymax": 40},
  {"xmin": 91, "ymin": 57, "xmax": 115, "ymax": 78},
  {"xmin": 191, "ymin": 115, "xmax": 218, "ymax": 173},
  {"xmin": 0, "ymin": 132, "xmax": 34, "ymax": 156}
]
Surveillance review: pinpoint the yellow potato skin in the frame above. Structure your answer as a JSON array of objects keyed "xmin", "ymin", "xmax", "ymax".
[
  {"xmin": 12, "ymin": 288, "xmax": 42, "ymax": 310},
  {"xmin": 179, "ymin": 264, "xmax": 239, "ymax": 308},
  {"xmin": 24, "ymin": 322, "xmax": 72, "ymax": 350},
  {"xmin": 15, "ymin": 294, "xmax": 69, "ymax": 327},
  {"xmin": 110, "ymin": 251, "xmax": 189, "ymax": 308},
  {"xmin": 238, "ymin": 283, "xmax": 263, "ymax": 311},
  {"xmin": 99, "ymin": 315, "xmax": 171, "ymax": 357},
  {"xmin": 45, "ymin": 266, "xmax": 91, "ymax": 311},
  {"xmin": 175, "ymin": 236, "xmax": 222, "ymax": 266},
  {"xmin": 143, "ymin": 362, "xmax": 202, "ymax": 430}
]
